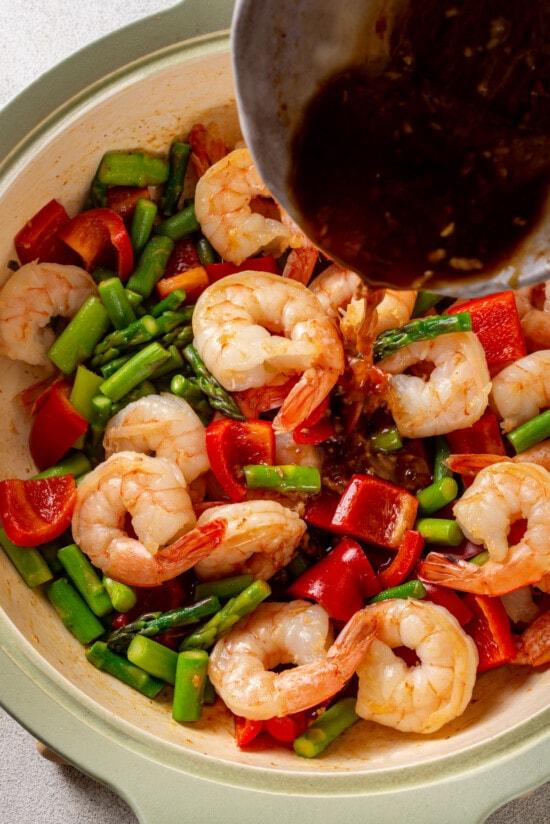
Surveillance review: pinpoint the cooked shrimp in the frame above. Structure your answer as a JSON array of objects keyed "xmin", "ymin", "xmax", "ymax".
[
  {"xmin": 279, "ymin": 210, "xmax": 319, "ymax": 285},
  {"xmin": 275, "ymin": 431, "xmax": 322, "ymax": 469},
  {"xmin": 72, "ymin": 452, "xmax": 224, "ymax": 587},
  {"xmin": 421, "ymin": 462, "xmax": 550, "ymax": 595},
  {"xmin": 103, "ymin": 393, "xmax": 209, "ymax": 484},
  {"xmin": 356, "ymin": 599, "xmax": 478, "ymax": 734},
  {"xmin": 446, "ymin": 441, "xmax": 550, "ymax": 477},
  {"xmin": 378, "ymin": 332, "xmax": 491, "ymax": 438},
  {"xmin": 515, "ymin": 282, "xmax": 550, "ymax": 351},
  {"xmin": 208, "ymin": 601, "xmax": 376, "ymax": 719},
  {"xmin": 491, "ymin": 351, "xmax": 550, "ymax": 431},
  {"xmin": 514, "ymin": 610, "xmax": 550, "ymax": 667},
  {"xmin": 0, "ymin": 261, "xmax": 97, "ymax": 366},
  {"xmin": 194, "ymin": 148, "xmax": 290, "ymax": 264},
  {"xmin": 194, "ymin": 499, "xmax": 305, "ymax": 581},
  {"xmin": 188, "ymin": 122, "xmax": 227, "ymax": 179},
  {"xmin": 192, "ymin": 272, "xmax": 345, "ymax": 431}
]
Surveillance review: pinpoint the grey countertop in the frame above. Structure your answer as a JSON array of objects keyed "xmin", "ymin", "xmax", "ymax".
[{"xmin": 0, "ymin": 2, "xmax": 548, "ymax": 822}]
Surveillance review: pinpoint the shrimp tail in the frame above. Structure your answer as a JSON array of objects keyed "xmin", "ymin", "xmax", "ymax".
[
  {"xmin": 162, "ymin": 519, "xmax": 226, "ymax": 568},
  {"xmin": 282, "ymin": 247, "xmax": 318, "ymax": 285},
  {"xmin": 446, "ymin": 453, "xmax": 510, "ymax": 476},
  {"xmin": 274, "ymin": 367, "xmax": 339, "ymax": 432},
  {"xmin": 514, "ymin": 610, "xmax": 550, "ymax": 667},
  {"xmin": 419, "ymin": 553, "xmax": 490, "ymax": 593},
  {"xmin": 330, "ymin": 610, "xmax": 378, "ymax": 667}
]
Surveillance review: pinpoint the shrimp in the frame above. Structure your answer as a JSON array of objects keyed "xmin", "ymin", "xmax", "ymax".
[
  {"xmin": 194, "ymin": 148, "xmax": 290, "ymax": 264},
  {"xmin": 491, "ymin": 351, "xmax": 550, "ymax": 431},
  {"xmin": 188, "ymin": 122, "xmax": 227, "ymax": 179},
  {"xmin": 356, "ymin": 599, "xmax": 478, "ymax": 734},
  {"xmin": 515, "ymin": 282, "xmax": 550, "ymax": 351},
  {"xmin": 446, "ymin": 441, "xmax": 550, "ymax": 477},
  {"xmin": 192, "ymin": 272, "xmax": 345, "ymax": 431},
  {"xmin": 72, "ymin": 452, "xmax": 224, "ymax": 587},
  {"xmin": 208, "ymin": 601, "xmax": 377, "ymax": 719},
  {"xmin": 421, "ymin": 462, "xmax": 550, "ymax": 595},
  {"xmin": 279, "ymin": 210, "xmax": 319, "ymax": 285},
  {"xmin": 103, "ymin": 393, "xmax": 209, "ymax": 484},
  {"xmin": 0, "ymin": 261, "xmax": 97, "ymax": 366},
  {"xmin": 194, "ymin": 499, "xmax": 305, "ymax": 581},
  {"xmin": 378, "ymin": 332, "xmax": 491, "ymax": 438},
  {"xmin": 514, "ymin": 610, "xmax": 550, "ymax": 667}
]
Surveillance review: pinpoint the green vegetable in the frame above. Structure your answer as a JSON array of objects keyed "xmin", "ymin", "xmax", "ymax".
[
  {"xmin": 433, "ymin": 435, "xmax": 453, "ymax": 482},
  {"xmin": 90, "ymin": 395, "xmax": 113, "ymax": 428},
  {"xmin": 0, "ymin": 528, "xmax": 52, "ymax": 587},
  {"xmin": 89, "ymin": 176, "xmax": 108, "ymax": 208},
  {"xmin": 131, "ymin": 198, "xmax": 158, "ymax": 253},
  {"xmin": 507, "ymin": 409, "xmax": 550, "ymax": 454},
  {"xmin": 243, "ymin": 464, "xmax": 321, "ymax": 494},
  {"xmin": 102, "ymin": 576, "xmax": 137, "ymax": 613},
  {"xmin": 169, "ymin": 374, "xmax": 212, "ymax": 423},
  {"xmin": 57, "ymin": 544, "xmax": 112, "ymax": 617},
  {"xmin": 416, "ymin": 518, "xmax": 464, "ymax": 546},
  {"xmin": 106, "ymin": 597, "xmax": 221, "ymax": 654},
  {"xmin": 100, "ymin": 354, "xmax": 132, "ymax": 379},
  {"xmin": 183, "ymin": 344, "xmax": 245, "ymax": 420},
  {"xmin": 127, "ymin": 636, "xmax": 178, "ymax": 685},
  {"xmin": 181, "ymin": 581, "xmax": 271, "ymax": 651},
  {"xmin": 374, "ymin": 312, "xmax": 472, "ymax": 361},
  {"xmin": 470, "ymin": 551, "xmax": 490, "ymax": 566},
  {"xmin": 99, "ymin": 278, "xmax": 137, "ymax": 330},
  {"xmin": 33, "ymin": 452, "xmax": 91, "ymax": 480},
  {"xmin": 69, "ymin": 365, "xmax": 104, "ymax": 426},
  {"xmin": 48, "ymin": 296, "xmax": 110, "ymax": 374},
  {"xmin": 412, "ymin": 291, "xmax": 442, "ymax": 317},
  {"xmin": 86, "ymin": 641, "xmax": 164, "ymax": 699},
  {"xmin": 203, "ymin": 676, "xmax": 216, "ymax": 705},
  {"xmin": 150, "ymin": 289, "xmax": 186, "ymax": 317},
  {"xmin": 124, "ymin": 289, "xmax": 144, "ymax": 309},
  {"xmin": 287, "ymin": 551, "xmax": 309, "ymax": 579},
  {"xmin": 417, "ymin": 477, "xmax": 459, "ymax": 515},
  {"xmin": 194, "ymin": 574, "xmax": 254, "ymax": 602},
  {"xmin": 127, "ymin": 236, "xmax": 175, "ymax": 298},
  {"xmin": 157, "ymin": 203, "xmax": 199, "ymax": 241},
  {"xmin": 46, "ymin": 578, "xmax": 104, "ymax": 644},
  {"xmin": 172, "ymin": 650, "xmax": 209, "ymax": 722},
  {"xmin": 109, "ymin": 381, "xmax": 156, "ymax": 415},
  {"xmin": 196, "ymin": 237, "xmax": 217, "ymax": 265},
  {"xmin": 161, "ymin": 325, "xmax": 193, "ymax": 349},
  {"xmin": 92, "ymin": 314, "xmax": 158, "ymax": 358},
  {"xmin": 99, "ymin": 342, "xmax": 169, "ymax": 401},
  {"xmin": 92, "ymin": 266, "xmax": 115, "ymax": 283},
  {"xmin": 39, "ymin": 541, "xmax": 64, "ymax": 574},
  {"xmin": 97, "ymin": 151, "xmax": 169, "ymax": 186},
  {"xmin": 370, "ymin": 427, "xmax": 403, "ymax": 453},
  {"xmin": 293, "ymin": 698, "xmax": 358, "ymax": 758},
  {"xmin": 160, "ymin": 142, "xmax": 191, "ymax": 216},
  {"xmin": 369, "ymin": 579, "xmax": 427, "ymax": 603},
  {"xmin": 152, "ymin": 344, "xmax": 184, "ymax": 378}
]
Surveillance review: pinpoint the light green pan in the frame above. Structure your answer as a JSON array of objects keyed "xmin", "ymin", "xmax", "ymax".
[{"xmin": 0, "ymin": 2, "xmax": 548, "ymax": 822}]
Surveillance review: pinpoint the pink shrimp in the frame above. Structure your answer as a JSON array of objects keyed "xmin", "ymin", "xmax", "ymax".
[{"xmin": 514, "ymin": 610, "xmax": 550, "ymax": 667}]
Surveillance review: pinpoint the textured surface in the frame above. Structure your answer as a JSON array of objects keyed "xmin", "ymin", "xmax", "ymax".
[{"xmin": 0, "ymin": 1, "xmax": 548, "ymax": 822}]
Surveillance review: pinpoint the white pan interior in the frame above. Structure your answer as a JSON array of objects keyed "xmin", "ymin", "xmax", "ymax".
[{"xmin": 0, "ymin": 43, "xmax": 547, "ymax": 775}]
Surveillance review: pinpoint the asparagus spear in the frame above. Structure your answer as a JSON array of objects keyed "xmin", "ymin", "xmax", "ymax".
[
  {"xmin": 0, "ymin": 528, "xmax": 53, "ymax": 588},
  {"xmin": 48, "ymin": 296, "xmax": 110, "ymax": 374},
  {"xmin": 294, "ymin": 698, "xmax": 359, "ymax": 758},
  {"xmin": 106, "ymin": 597, "xmax": 221, "ymax": 654},
  {"xmin": 180, "ymin": 581, "xmax": 271, "ymax": 651},
  {"xmin": 97, "ymin": 151, "xmax": 169, "ymax": 186},
  {"xmin": 131, "ymin": 198, "xmax": 158, "ymax": 253},
  {"xmin": 373, "ymin": 312, "xmax": 472, "ymax": 361},
  {"xmin": 57, "ymin": 544, "xmax": 112, "ymax": 617},
  {"xmin": 99, "ymin": 342, "xmax": 170, "ymax": 401},
  {"xmin": 183, "ymin": 344, "xmax": 244, "ymax": 420},
  {"xmin": 150, "ymin": 289, "xmax": 186, "ymax": 317},
  {"xmin": 92, "ymin": 315, "xmax": 159, "ymax": 358},
  {"xmin": 127, "ymin": 635, "xmax": 178, "ymax": 684},
  {"xmin": 161, "ymin": 325, "xmax": 193, "ymax": 348},
  {"xmin": 86, "ymin": 641, "xmax": 164, "ymax": 699},
  {"xmin": 46, "ymin": 578, "xmax": 104, "ymax": 644},
  {"xmin": 99, "ymin": 278, "xmax": 137, "ymax": 329},
  {"xmin": 170, "ymin": 374, "xmax": 212, "ymax": 423},
  {"xmin": 243, "ymin": 464, "xmax": 321, "ymax": 494},
  {"xmin": 103, "ymin": 576, "xmax": 137, "ymax": 612},
  {"xmin": 160, "ymin": 141, "xmax": 191, "ymax": 216},
  {"xmin": 172, "ymin": 650, "xmax": 209, "ymax": 722},
  {"xmin": 127, "ymin": 236, "xmax": 175, "ymax": 298}
]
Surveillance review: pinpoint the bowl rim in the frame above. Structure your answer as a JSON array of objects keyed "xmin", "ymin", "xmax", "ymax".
[{"xmin": 0, "ymin": 9, "xmax": 548, "ymax": 822}]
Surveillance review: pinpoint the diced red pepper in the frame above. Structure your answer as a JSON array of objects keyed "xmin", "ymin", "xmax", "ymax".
[
  {"xmin": 265, "ymin": 712, "xmax": 308, "ymax": 744},
  {"xmin": 293, "ymin": 397, "xmax": 335, "ymax": 445},
  {"xmin": 29, "ymin": 382, "xmax": 88, "ymax": 471},
  {"xmin": 0, "ymin": 475, "xmax": 76, "ymax": 546},
  {"xmin": 234, "ymin": 378, "xmax": 298, "ymax": 418},
  {"xmin": 447, "ymin": 291, "xmax": 526, "ymax": 376},
  {"xmin": 331, "ymin": 474, "xmax": 419, "ymax": 549},
  {"xmin": 234, "ymin": 716, "xmax": 264, "ymax": 748},
  {"xmin": 106, "ymin": 186, "xmax": 150, "ymax": 220},
  {"xmin": 447, "ymin": 409, "xmax": 505, "ymax": 456},
  {"xmin": 288, "ymin": 537, "xmax": 380, "ymax": 621},
  {"xmin": 164, "ymin": 237, "xmax": 201, "ymax": 278},
  {"xmin": 422, "ymin": 582, "xmax": 474, "ymax": 626},
  {"xmin": 156, "ymin": 266, "xmax": 209, "ymax": 301},
  {"xmin": 59, "ymin": 207, "xmax": 134, "ymax": 279},
  {"xmin": 14, "ymin": 199, "xmax": 72, "ymax": 265},
  {"xmin": 304, "ymin": 492, "xmax": 344, "ymax": 534},
  {"xmin": 205, "ymin": 418, "xmax": 275, "ymax": 502},
  {"xmin": 464, "ymin": 594, "xmax": 517, "ymax": 672},
  {"xmin": 378, "ymin": 530, "xmax": 424, "ymax": 589},
  {"xmin": 205, "ymin": 256, "xmax": 279, "ymax": 283}
]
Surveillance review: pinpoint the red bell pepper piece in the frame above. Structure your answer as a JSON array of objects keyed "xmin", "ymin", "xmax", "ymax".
[
  {"xmin": 265, "ymin": 712, "xmax": 308, "ymax": 744},
  {"xmin": 331, "ymin": 474, "xmax": 419, "ymax": 549},
  {"xmin": 293, "ymin": 397, "xmax": 335, "ymax": 445},
  {"xmin": 29, "ymin": 382, "xmax": 88, "ymax": 471},
  {"xmin": 164, "ymin": 237, "xmax": 201, "ymax": 278},
  {"xmin": 234, "ymin": 716, "xmax": 264, "ymax": 748},
  {"xmin": 288, "ymin": 537, "xmax": 380, "ymax": 621},
  {"xmin": 464, "ymin": 594, "xmax": 517, "ymax": 672},
  {"xmin": 422, "ymin": 582, "xmax": 474, "ymax": 627},
  {"xmin": 447, "ymin": 409, "xmax": 505, "ymax": 456},
  {"xmin": 106, "ymin": 186, "xmax": 150, "ymax": 220},
  {"xmin": 304, "ymin": 491, "xmax": 344, "ymax": 533},
  {"xmin": 447, "ymin": 291, "xmax": 526, "ymax": 376},
  {"xmin": 234, "ymin": 377, "xmax": 298, "ymax": 418},
  {"xmin": 59, "ymin": 207, "xmax": 134, "ymax": 279},
  {"xmin": 14, "ymin": 199, "xmax": 72, "ymax": 265},
  {"xmin": 378, "ymin": 530, "xmax": 424, "ymax": 589},
  {"xmin": 0, "ymin": 475, "xmax": 76, "ymax": 546},
  {"xmin": 205, "ymin": 418, "xmax": 275, "ymax": 502},
  {"xmin": 205, "ymin": 256, "xmax": 279, "ymax": 283}
]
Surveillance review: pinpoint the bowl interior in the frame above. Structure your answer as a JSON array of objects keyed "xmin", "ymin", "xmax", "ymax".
[{"xmin": 0, "ymin": 42, "xmax": 548, "ymax": 777}]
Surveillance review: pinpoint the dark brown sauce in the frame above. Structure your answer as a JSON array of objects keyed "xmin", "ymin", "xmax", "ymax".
[{"xmin": 291, "ymin": 0, "xmax": 550, "ymax": 288}]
